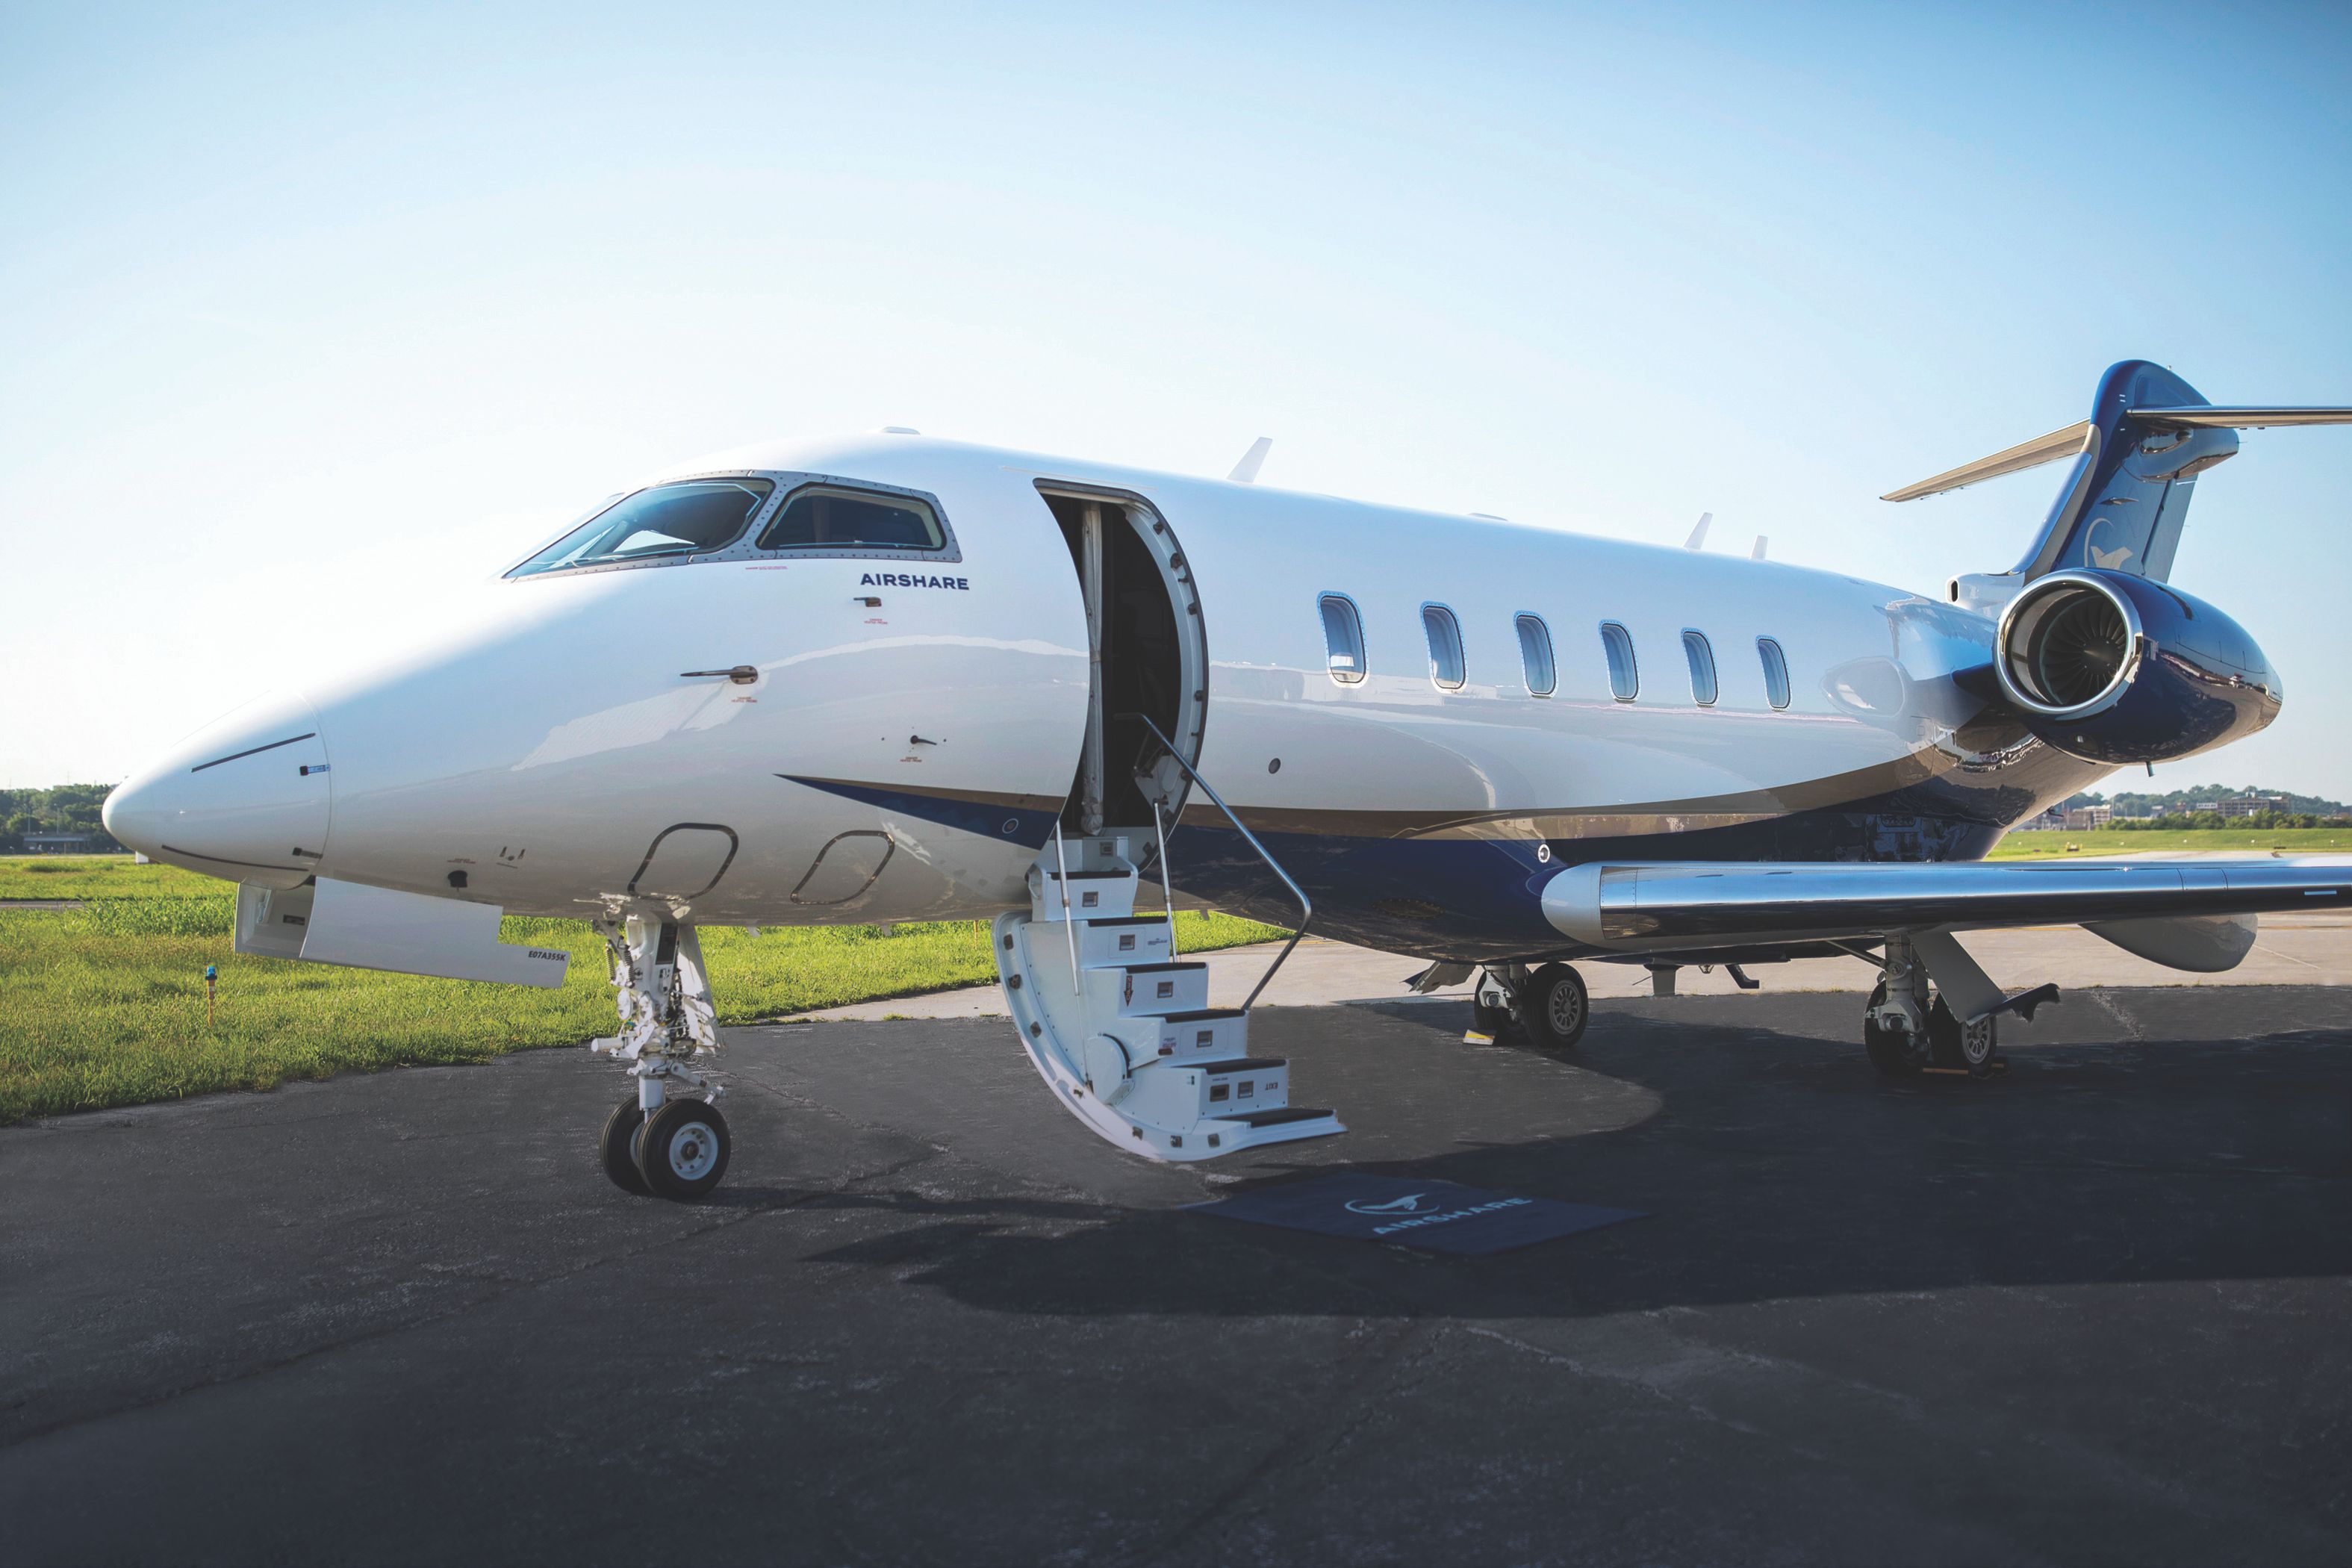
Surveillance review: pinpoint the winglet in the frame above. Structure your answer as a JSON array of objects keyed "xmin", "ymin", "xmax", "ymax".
[
  {"xmin": 1227, "ymin": 437, "xmax": 1272, "ymax": 484},
  {"xmin": 1683, "ymin": 511, "xmax": 1712, "ymax": 550}
]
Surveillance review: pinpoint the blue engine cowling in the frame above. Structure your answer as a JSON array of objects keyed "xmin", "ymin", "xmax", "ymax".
[{"xmin": 1991, "ymin": 569, "xmax": 2280, "ymax": 764}]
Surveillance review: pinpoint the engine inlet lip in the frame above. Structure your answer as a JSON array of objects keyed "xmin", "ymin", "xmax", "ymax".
[{"xmin": 1994, "ymin": 569, "xmax": 2147, "ymax": 720}]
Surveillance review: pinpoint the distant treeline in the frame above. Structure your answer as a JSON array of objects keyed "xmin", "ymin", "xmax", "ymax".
[
  {"xmin": 2102, "ymin": 811, "xmax": 2350, "ymax": 832},
  {"xmin": 1, "ymin": 784, "xmax": 122, "ymax": 853},
  {"xmin": 2054, "ymin": 784, "xmax": 2350, "ymax": 818}
]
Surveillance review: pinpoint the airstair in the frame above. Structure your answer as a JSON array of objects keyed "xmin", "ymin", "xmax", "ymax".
[{"xmin": 992, "ymin": 726, "xmax": 1343, "ymax": 1162}]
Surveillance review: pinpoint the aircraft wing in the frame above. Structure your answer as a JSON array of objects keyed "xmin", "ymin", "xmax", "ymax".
[{"xmin": 1542, "ymin": 857, "xmax": 2352, "ymax": 950}]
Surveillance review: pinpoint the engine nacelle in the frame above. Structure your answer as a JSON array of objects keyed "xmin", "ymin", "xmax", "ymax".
[{"xmin": 1993, "ymin": 569, "xmax": 2280, "ymax": 764}]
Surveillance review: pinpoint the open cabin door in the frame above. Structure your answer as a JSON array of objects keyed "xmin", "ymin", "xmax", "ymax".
[{"xmin": 1034, "ymin": 483, "xmax": 1207, "ymax": 836}]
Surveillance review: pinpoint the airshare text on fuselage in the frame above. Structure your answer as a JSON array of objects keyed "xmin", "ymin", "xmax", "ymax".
[{"xmin": 861, "ymin": 571, "xmax": 969, "ymax": 590}]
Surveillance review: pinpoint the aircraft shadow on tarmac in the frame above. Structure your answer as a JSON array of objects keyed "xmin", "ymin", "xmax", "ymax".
[{"xmin": 781, "ymin": 991, "xmax": 2352, "ymax": 1322}]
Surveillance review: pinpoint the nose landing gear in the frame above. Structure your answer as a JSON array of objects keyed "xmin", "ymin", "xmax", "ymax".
[{"xmin": 592, "ymin": 915, "xmax": 731, "ymax": 1199}]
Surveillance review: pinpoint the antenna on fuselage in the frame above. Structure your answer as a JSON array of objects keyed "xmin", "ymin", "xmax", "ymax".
[
  {"xmin": 1227, "ymin": 437, "xmax": 1272, "ymax": 484},
  {"xmin": 1683, "ymin": 511, "xmax": 1713, "ymax": 550}
]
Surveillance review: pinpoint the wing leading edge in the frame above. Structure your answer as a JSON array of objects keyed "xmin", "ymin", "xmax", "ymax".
[{"xmin": 1541, "ymin": 858, "xmax": 2352, "ymax": 951}]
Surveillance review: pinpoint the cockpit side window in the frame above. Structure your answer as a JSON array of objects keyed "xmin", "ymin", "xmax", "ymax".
[
  {"xmin": 508, "ymin": 479, "xmax": 775, "ymax": 577},
  {"xmin": 759, "ymin": 486, "xmax": 946, "ymax": 553}
]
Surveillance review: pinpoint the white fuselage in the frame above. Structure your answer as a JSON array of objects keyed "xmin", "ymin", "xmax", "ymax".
[{"xmin": 106, "ymin": 432, "xmax": 2102, "ymax": 961}]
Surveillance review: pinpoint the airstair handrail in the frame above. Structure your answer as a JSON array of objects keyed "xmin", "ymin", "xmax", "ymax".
[{"xmin": 1130, "ymin": 713, "xmax": 1313, "ymax": 1011}]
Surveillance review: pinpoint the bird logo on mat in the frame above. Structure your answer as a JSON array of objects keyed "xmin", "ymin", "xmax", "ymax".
[{"xmin": 1345, "ymin": 1192, "xmax": 1435, "ymax": 1216}]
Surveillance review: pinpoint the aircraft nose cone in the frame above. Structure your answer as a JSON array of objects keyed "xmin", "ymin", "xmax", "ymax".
[{"xmin": 105, "ymin": 691, "xmax": 332, "ymax": 886}]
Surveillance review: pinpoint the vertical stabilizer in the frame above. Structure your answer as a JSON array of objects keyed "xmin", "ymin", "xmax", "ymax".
[
  {"xmin": 2007, "ymin": 360, "xmax": 2238, "ymax": 582},
  {"xmin": 1883, "ymin": 360, "xmax": 2275, "ymax": 585}
]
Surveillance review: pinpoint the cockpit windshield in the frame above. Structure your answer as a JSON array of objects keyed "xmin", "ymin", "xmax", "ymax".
[{"xmin": 508, "ymin": 478, "xmax": 775, "ymax": 577}]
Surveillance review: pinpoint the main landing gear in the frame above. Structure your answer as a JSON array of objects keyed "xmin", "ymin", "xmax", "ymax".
[
  {"xmin": 1860, "ymin": 935, "xmax": 2003, "ymax": 1080},
  {"xmin": 592, "ymin": 914, "xmax": 732, "ymax": 1199},
  {"xmin": 1472, "ymin": 962, "xmax": 1590, "ymax": 1051}
]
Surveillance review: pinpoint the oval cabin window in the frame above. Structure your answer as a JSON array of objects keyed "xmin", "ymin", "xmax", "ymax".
[
  {"xmin": 1319, "ymin": 594, "xmax": 1366, "ymax": 684},
  {"xmin": 1757, "ymin": 637, "xmax": 1791, "ymax": 710},
  {"xmin": 1682, "ymin": 629, "xmax": 1718, "ymax": 706},
  {"xmin": 1516, "ymin": 615, "xmax": 1556, "ymax": 697},
  {"xmin": 1599, "ymin": 623, "xmax": 1638, "ymax": 702},
  {"xmin": 1422, "ymin": 605, "xmax": 1466, "ymax": 690}
]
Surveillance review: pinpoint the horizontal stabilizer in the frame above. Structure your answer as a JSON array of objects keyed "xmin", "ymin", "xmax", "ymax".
[
  {"xmin": 1881, "ymin": 420, "xmax": 2094, "ymax": 503},
  {"xmin": 2129, "ymin": 405, "xmax": 2352, "ymax": 430}
]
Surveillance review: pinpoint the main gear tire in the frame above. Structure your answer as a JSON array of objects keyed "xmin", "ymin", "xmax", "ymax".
[
  {"xmin": 1927, "ymin": 996, "xmax": 1998, "ymax": 1077},
  {"xmin": 1523, "ymin": 962, "xmax": 1590, "ymax": 1051}
]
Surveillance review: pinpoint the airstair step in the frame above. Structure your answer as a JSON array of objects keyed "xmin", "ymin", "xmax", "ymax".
[
  {"xmin": 1109, "ymin": 959, "xmax": 1208, "ymax": 1014},
  {"xmin": 1141, "ymin": 1008, "xmax": 1248, "ymax": 1060},
  {"xmin": 1223, "ymin": 1106, "xmax": 1334, "ymax": 1129},
  {"xmin": 1041, "ymin": 918, "xmax": 1173, "ymax": 968},
  {"xmin": 1029, "ymin": 859, "xmax": 1142, "ymax": 919},
  {"xmin": 1201, "ymin": 1056, "xmax": 1285, "ymax": 1074}
]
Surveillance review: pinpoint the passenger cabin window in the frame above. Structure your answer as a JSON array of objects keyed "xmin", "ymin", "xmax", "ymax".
[
  {"xmin": 1422, "ymin": 604, "xmax": 1466, "ymax": 690},
  {"xmin": 1683, "ymin": 630, "xmax": 1718, "ymax": 706},
  {"xmin": 1515, "ymin": 614, "xmax": 1556, "ymax": 697},
  {"xmin": 508, "ymin": 478, "xmax": 776, "ymax": 577},
  {"xmin": 1599, "ymin": 622, "xmax": 1638, "ymax": 701},
  {"xmin": 758, "ymin": 485, "xmax": 945, "ymax": 553},
  {"xmin": 1757, "ymin": 637, "xmax": 1791, "ymax": 710},
  {"xmin": 1319, "ymin": 594, "xmax": 1366, "ymax": 684}
]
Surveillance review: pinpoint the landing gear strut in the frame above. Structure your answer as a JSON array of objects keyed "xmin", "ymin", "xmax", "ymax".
[
  {"xmin": 1861, "ymin": 936, "xmax": 1999, "ymax": 1079},
  {"xmin": 592, "ymin": 914, "xmax": 731, "ymax": 1198}
]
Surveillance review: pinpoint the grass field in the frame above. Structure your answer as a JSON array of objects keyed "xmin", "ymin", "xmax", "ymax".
[
  {"xmin": 0, "ymin": 857, "xmax": 1283, "ymax": 1124},
  {"xmin": 1986, "ymin": 827, "xmax": 2352, "ymax": 859}
]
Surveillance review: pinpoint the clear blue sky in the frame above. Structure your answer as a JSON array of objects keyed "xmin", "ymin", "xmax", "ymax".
[{"xmin": 4, "ymin": 1, "xmax": 2348, "ymax": 796}]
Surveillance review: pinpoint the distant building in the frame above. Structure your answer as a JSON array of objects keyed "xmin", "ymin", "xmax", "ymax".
[
  {"xmin": 2017, "ymin": 809, "xmax": 2068, "ymax": 831},
  {"xmin": 2215, "ymin": 794, "xmax": 2291, "ymax": 818},
  {"xmin": 2064, "ymin": 805, "xmax": 2112, "ymax": 830},
  {"xmin": 19, "ymin": 831, "xmax": 97, "ymax": 854}
]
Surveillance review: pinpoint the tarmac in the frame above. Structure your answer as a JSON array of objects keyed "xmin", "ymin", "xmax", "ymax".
[
  {"xmin": 797, "ymin": 909, "xmax": 2352, "ymax": 1018},
  {"xmin": 5, "ymin": 977, "xmax": 2351, "ymax": 1564}
]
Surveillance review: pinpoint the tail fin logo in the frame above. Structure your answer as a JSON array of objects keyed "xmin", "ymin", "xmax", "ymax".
[{"xmin": 2085, "ymin": 515, "xmax": 2136, "ymax": 571}]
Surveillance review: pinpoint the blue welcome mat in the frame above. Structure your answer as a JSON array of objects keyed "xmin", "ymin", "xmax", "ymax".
[{"xmin": 1187, "ymin": 1173, "xmax": 1644, "ymax": 1257}]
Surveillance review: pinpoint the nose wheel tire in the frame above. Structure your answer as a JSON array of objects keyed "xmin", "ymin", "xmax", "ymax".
[
  {"xmin": 634, "ymin": 1096, "xmax": 732, "ymax": 1201},
  {"xmin": 1523, "ymin": 962, "xmax": 1589, "ymax": 1051},
  {"xmin": 600, "ymin": 1095, "xmax": 650, "ymax": 1195}
]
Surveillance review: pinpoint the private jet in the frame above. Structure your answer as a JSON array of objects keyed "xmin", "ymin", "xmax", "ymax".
[{"xmin": 104, "ymin": 360, "xmax": 2352, "ymax": 1199}]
